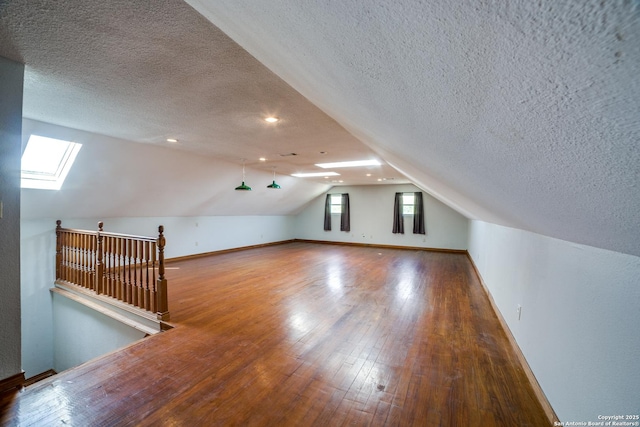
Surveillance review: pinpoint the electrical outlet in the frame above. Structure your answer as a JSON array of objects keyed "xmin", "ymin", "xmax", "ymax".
[{"xmin": 517, "ymin": 304, "xmax": 522, "ymax": 321}]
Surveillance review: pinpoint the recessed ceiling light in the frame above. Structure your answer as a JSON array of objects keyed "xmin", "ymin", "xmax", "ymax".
[
  {"xmin": 259, "ymin": 157, "xmax": 266, "ymax": 161},
  {"xmin": 315, "ymin": 159, "xmax": 381, "ymax": 168},
  {"xmin": 265, "ymin": 117, "xmax": 279, "ymax": 123},
  {"xmin": 166, "ymin": 138, "xmax": 178, "ymax": 143},
  {"xmin": 366, "ymin": 173, "xmax": 372, "ymax": 177},
  {"xmin": 292, "ymin": 172, "xmax": 340, "ymax": 178}
]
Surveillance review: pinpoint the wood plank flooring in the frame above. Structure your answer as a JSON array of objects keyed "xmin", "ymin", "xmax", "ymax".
[{"xmin": 1, "ymin": 242, "xmax": 550, "ymax": 426}]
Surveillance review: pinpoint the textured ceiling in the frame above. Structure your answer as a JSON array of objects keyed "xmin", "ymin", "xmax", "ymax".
[
  {"xmin": 0, "ymin": 0, "xmax": 404, "ymax": 185},
  {"xmin": 1, "ymin": 0, "xmax": 639, "ymax": 256}
]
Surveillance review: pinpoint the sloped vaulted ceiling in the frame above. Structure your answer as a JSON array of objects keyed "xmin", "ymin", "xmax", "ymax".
[{"xmin": 187, "ymin": 0, "xmax": 640, "ymax": 257}]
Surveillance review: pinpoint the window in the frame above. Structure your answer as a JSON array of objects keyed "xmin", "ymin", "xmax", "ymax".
[
  {"xmin": 402, "ymin": 193, "xmax": 415, "ymax": 215},
  {"xmin": 330, "ymin": 194, "xmax": 343, "ymax": 214},
  {"xmin": 21, "ymin": 135, "xmax": 82, "ymax": 190}
]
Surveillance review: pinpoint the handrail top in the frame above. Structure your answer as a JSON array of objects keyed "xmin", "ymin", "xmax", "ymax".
[{"xmin": 57, "ymin": 227, "xmax": 157, "ymax": 242}]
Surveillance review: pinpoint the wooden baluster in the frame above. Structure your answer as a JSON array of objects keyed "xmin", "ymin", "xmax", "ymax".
[
  {"xmin": 61, "ymin": 231, "xmax": 66, "ymax": 282},
  {"xmin": 132, "ymin": 239, "xmax": 138, "ymax": 307},
  {"xmin": 115, "ymin": 238, "xmax": 119, "ymax": 298},
  {"xmin": 111, "ymin": 237, "xmax": 115, "ymax": 298},
  {"xmin": 108, "ymin": 237, "xmax": 114, "ymax": 297},
  {"xmin": 114, "ymin": 238, "xmax": 118, "ymax": 298},
  {"xmin": 68, "ymin": 231, "xmax": 73, "ymax": 283},
  {"xmin": 80, "ymin": 233, "xmax": 85, "ymax": 287},
  {"xmin": 119, "ymin": 237, "xmax": 125, "ymax": 301},
  {"xmin": 90, "ymin": 233, "xmax": 94, "ymax": 289},
  {"xmin": 82, "ymin": 233, "xmax": 87, "ymax": 288},
  {"xmin": 75, "ymin": 233, "xmax": 79, "ymax": 285},
  {"xmin": 138, "ymin": 240, "xmax": 144, "ymax": 309},
  {"xmin": 61, "ymin": 231, "xmax": 67, "ymax": 282},
  {"xmin": 67, "ymin": 232, "xmax": 73, "ymax": 284},
  {"xmin": 88, "ymin": 233, "xmax": 92, "ymax": 289},
  {"xmin": 103, "ymin": 236, "xmax": 109, "ymax": 296},
  {"xmin": 110, "ymin": 237, "xmax": 116, "ymax": 297},
  {"xmin": 151, "ymin": 242, "xmax": 157, "ymax": 313},
  {"xmin": 96, "ymin": 222, "xmax": 104, "ymax": 294},
  {"xmin": 80, "ymin": 233, "xmax": 84, "ymax": 287},
  {"xmin": 85, "ymin": 233, "xmax": 90, "ymax": 288},
  {"xmin": 127, "ymin": 238, "xmax": 133, "ymax": 304},
  {"xmin": 67, "ymin": 231, "xmax": 72, "ymax": 283},
  {"xmin": 72, "ymin": 232, "xmax": 77, "ymax": 286},
  {"xmin": 92, "ymin": 233, "xmax": 97, "ymax": 290},
  {"xmin": 73, "ymin": 233, "xmax": 82, "ymax": 284},
  {"xmin": 80, "ymin": 234, "xmax": 89, "ymax": 289},
  {"xmin": 156, "ymin": 225, "xmax": 169, "ymax": 321},
  {"xmin": 70, "ymin": 232, "xmax": 73, "ymax": 282},
  {"xmin": 144, "ymin": 241, "xmax": 151, "ymax": 311},
  {"xmin": 67, "ymin": 231, "xmax": 73, "ymax": 283},
  {"xmin": 55, "ymin": 220, "xmax": 62, "ymax": 280},
  {"xmin": 79, "ymin": 233, "xmax": 84, "ymax": 286}
]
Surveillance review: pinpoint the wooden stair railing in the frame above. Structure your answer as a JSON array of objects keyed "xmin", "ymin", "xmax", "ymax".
[{"xmin": 55, "ymin": 220, "xmax": 169, "ymax": 321}]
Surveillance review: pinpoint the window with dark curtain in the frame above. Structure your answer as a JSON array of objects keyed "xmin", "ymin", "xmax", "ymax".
[
  {"xmin": 392, "ymin": 192, "xmax": 404, "ymax": 234},
  {"xmin": 340, "ymin": 193, "xmax": 350, "ymax": 232},
  {"xmin": 324, "ymin": 194, "xmax": 332, "ymax": 231},
  {"xmin": 413, "ymin": 192, "xmax": 426, "ymax": 234}
]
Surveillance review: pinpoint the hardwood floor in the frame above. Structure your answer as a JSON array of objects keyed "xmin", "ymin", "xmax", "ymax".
[{"xmin": 1, "ymin": 242, "xmax": 550, "ymax": 426}]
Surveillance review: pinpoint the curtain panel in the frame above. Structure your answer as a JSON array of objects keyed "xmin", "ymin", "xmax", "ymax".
[
  {"xmin": 324, "ymin": 194, "xmax": 332, "ymax": 231},
  {"xmin": 392, "ymin": 192, "xmax": 404, "ymax": 234},
  {"xmin": 413, "ymin": 192, "xmax": 426, "ymax": 234},
  {"xmin": 340, "ymin": 193, "xmax": 350, "ymax": 232}
]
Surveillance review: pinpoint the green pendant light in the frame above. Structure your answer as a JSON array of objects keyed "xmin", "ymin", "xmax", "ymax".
[
  {"xmin": 235, "ymin": 159, "xmax": 251, "ymax": 191},
  {"xmin": 267, "ymin": 167, "xmax": 281, "ymax": 189}
]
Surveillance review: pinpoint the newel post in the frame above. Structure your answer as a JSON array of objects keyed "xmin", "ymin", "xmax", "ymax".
[
  {"xmin": 55, "ymin": 220, "xmax": 62, "ymax": 280},
  {"xmin": 96, "ymin": 221, "xmax": 104, "ymax": 294},
  {"xmin": 156, "ymin": 225, "xmax": 170, "ymax": 321}
]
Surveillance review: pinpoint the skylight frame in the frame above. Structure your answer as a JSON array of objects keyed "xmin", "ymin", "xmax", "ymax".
[{"xmin": 21, "ymin": 135, "xmax": 82, "ymax": 190}]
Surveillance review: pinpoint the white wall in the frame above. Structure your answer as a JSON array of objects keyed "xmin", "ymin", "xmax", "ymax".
[
  {"xmin": 59, "ymin": 215, "xmax": 296, "ymax": 259},
  {"xmin": 467, "ymin": 220, "xmax": 640, "ymax": 422},
  {"xmin": 0, "ymin": 56, "xmax": 23, "ymax": 383},
  {"xmin": 52, "ymin": 293, "xmax": 146, "ymax": 373},
  {"xmin": 295, "ymin": 184, "xmax": 468, "ymax": 250},
  {"xmin": 20, "ymin": 219, "xmax": 56, "ymax": 378}
]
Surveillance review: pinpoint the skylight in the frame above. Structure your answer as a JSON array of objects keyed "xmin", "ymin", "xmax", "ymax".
[
  {"xmin": 21, "ymin": 135, "xmax": 82, "ymax": 190},
  {"xmin": 315, "ymin": 159, "xmax": 381, "ymax": 168}
]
